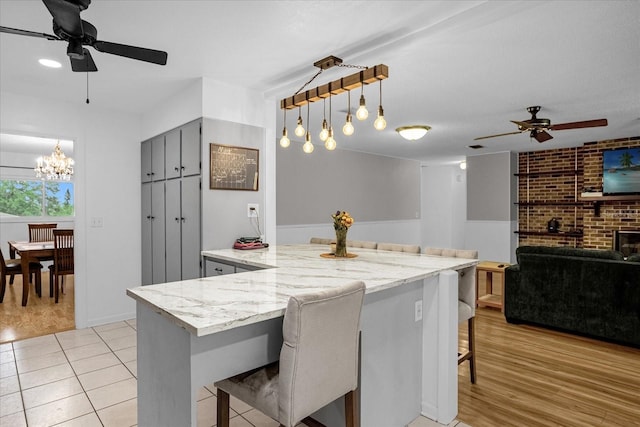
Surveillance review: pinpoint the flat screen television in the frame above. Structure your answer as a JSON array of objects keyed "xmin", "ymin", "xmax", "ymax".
[{"xmin": 602, "ymin": 147, "xmax": 640, "ymax": 195}]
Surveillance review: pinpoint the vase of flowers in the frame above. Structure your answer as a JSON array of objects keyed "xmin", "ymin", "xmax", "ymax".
[{"xmin": 332, "ymin": 210, "xmax": 354, "ymax": 257}]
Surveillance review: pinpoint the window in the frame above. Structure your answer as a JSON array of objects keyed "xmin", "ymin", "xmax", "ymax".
[{"xmin": 0, "ymin": 179, "xmax": 74, "ymax": 217}]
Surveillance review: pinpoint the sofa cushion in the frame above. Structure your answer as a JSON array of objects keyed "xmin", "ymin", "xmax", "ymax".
[
  {"xmin": 627, "ymin": 253, "xmax": 640, "ymax": 263},
  {"xmin": 516, "ymin": 246, "xmax": 624, "ymax": 264}
]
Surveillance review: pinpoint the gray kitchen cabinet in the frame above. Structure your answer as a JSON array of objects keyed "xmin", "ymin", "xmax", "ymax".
[
  {"xmin": 165, "ymin": 176, "xmax": 201, "ymax": 282},
  {"xmin": 165, "ymin": 120, "xmax": 201, "ymax": 180},
  {"xmin": 141, "ymin": 119, "xmax": 202, "ymax": 285}
]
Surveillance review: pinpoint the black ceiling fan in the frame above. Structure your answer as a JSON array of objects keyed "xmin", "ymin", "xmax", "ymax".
[
  {"xmin": 0, "ymin": 0, "xmax": 167, "ymax": 72},
  {"xmin": 474, "ymin": 106, "xmax": 608, "ymax": 143}
]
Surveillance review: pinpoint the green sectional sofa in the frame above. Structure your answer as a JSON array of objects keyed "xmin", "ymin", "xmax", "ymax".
[{"xmin": 505, "ymin": 246, "xmax": 640, "ymax": 347}]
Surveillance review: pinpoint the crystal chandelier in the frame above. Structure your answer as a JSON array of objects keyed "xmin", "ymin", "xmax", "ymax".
[{"xmin": 35, "ymin": 142, "xmax": 74, "ymax": 180}]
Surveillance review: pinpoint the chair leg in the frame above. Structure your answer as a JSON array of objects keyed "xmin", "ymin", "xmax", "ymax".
[
  {"xmin": 9, "ymin": 273, "xmax": 14, "ymax": 285},
  {"xmin": 54, "ymin": 274, "xmax": 59, "ymax": 303},
  {"xmin": 35, "ymin": 271, "xmax": 42, "ymax": 297},
  {"xmin": 468, "ymin": 317, "xmax": 476, "ymax": 384},
  {"xmin": 1, "ymin": 275, "xmax": 6, "ymax": 303},
  {"xmin": 49, "ymin": 271, "xmax": 54, "ymax": 298},
  {"xmin": 216, "ymin": 388, "xmax": 230, "ymax": 427},
  {"xmin": 345, "ymin": 389, "xmax": 358, "ymax": 427}
]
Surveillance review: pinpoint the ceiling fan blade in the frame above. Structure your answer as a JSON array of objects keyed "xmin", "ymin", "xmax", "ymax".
[
  {"xmin": 474, "ymin": 130, "xmax": 524, "ymax": 141},
  {"xmin": 70, "ymin": 48, "xmax": 97, "ymax": 72},
  {"xmin": 42, "ymin": 0, "xmax": 84, "ymax": 38},
  {"xmin": 510, "ymin": 120, "xmax": 534, "ymax": 130},
  {"xmin": 93, "ymin": 40, "xmax": 168, "ymax": 65},
  {"xmin": 0, "ymin": 26, "xmax": 60, "ymax": 40},
  {"xmin": 533, "ymin": 130, "xmax": 553, "ymax": 143},
  {"xmin": 550, "ymin": 118, "xmax": 608, "ymax": 131}
]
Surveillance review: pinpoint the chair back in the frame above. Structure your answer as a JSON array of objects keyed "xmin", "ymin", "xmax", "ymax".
[
  {"xmin": 29, "ymin": 223, "xmax": 57, "ymax": 242},
  {"xmin": 0, "ymin": 249, "xmax": 8, "ymax": 273},
  {"xmin": 347, "ymin": 240, "xmax": 378, "ymax": 249},
  {"xmin": 278, "ymin": 281, "xmax": 365, "ymax": 427},
  {"xmin": 309, "ymin": 237, "xmax": 332, "ymax": 245},
  {"xmin": 377, "ymin": 242, "xmax": 421, "ymax": 253},
  {"xmin": 53, "ymin": 229, "xmax": 74, "ymax": 273}
]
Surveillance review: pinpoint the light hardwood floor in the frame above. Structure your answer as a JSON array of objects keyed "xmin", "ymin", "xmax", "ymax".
[
  {"xmin": 457, "ymin": 308, "xmax": 640, "ymax": 427},
  {"xmin": 0, "ymin": 271, "xmax": 74, "ymax": 343}
]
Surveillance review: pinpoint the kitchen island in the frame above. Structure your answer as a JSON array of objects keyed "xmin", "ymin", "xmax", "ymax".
[{"xmin": 127, "ymin": 244, "xmax": 477, "ymax": 427}]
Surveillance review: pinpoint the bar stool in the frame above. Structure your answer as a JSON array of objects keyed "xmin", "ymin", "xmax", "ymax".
[{"xmin": 215, "ymin": 281, "xmax": 366, "ymax": 427}]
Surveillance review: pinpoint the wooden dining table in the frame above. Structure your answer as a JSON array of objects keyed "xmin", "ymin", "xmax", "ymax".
[{"xmin": 8, "ymin": 240, "xmax": 54, "ymax": 306}]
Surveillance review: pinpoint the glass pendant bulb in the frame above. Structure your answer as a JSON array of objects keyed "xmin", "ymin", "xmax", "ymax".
[
  {"xmin": 302, "ymin": 132, "xmax": 314, "ymax": 154},
  {"xmin": 295, "ymin": 114, "xmax": 305, "ymax": 137},
  {"xmin": 325, "ymin": 128, "xmax": 337, "ymax": 150},
  {"xmin": 374, "ymin": 105, "xmax": 386, "ymax": 130},
  {"xmin": 319, "ymin": 118, "xmax": 329, "ymax": 141},
  {"xmin": 343, "ymin": 113, "xmax": 354, "ymax": 136},
  {"xmin": 279, "ymin": 127, "xmax": 290, "ymax": 148},
  {"xmin": 356, "ymin": 94, "xmax": 368, "ymax": 121}
]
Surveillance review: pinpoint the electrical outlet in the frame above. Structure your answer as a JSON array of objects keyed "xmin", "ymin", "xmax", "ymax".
[
  {"xmin": 415, "ymin": 300, "xmax": 423, "ymax": 322},
  {"xmin": 247, "ymin": 203, "xmax": 259, "ymax": 218},
  {"xmin": 90, "ymin": 217, "xmax": 103, "ymax": 228}
]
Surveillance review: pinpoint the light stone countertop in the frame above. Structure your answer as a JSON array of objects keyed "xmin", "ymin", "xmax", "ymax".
[{"xmin": 127, "ymin": 244, "xmax": 477, "ymax": 337}]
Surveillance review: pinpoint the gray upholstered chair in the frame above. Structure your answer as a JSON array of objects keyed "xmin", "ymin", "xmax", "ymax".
[
  {"xmin": 215, "ymin": 281, "xmax": 366, "ymax": 427},
  {"xmin": 309, "ymin": 237, "xmax": 333, "ymax": 245},
  {"xmin": 424, "ymin": 247, "xmax": 478, "ymax": 383},
  {"xmin": 347, "ymin": 240, "xmax": 377, "ymax": 249},
  {"xmin": 377, "ymin": 242, "xmax": 421, "ymax": 254}
]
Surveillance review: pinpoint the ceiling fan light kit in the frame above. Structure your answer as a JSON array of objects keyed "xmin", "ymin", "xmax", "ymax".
[
  {"xmin": 396, "ymin": 125, "xmax": 432, "ymax": 141},
  {"xmin": 279, "ymin": 55, "xmax": 388, "ymax": 153},
  {"xmin": 474, "ymin": 105, "xmax": 608, "ymax": 143}
]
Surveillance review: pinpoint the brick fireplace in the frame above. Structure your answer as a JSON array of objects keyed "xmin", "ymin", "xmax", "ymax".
[{"xmin": 517, "ymin": 136, "xmax": 640, "ymax": 249}]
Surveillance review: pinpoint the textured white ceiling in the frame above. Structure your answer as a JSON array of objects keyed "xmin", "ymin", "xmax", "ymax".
[{"xmin": 1, "ymin": 1, "xmax": 638, "ymax": 164}]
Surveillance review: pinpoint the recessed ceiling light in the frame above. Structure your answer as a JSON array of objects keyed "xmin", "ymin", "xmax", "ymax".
[{"xmin": 38, "ymin": 58, "xmax": 62, "ymax": 68}]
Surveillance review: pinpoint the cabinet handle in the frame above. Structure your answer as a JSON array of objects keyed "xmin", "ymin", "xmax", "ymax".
[
  {"xmin": 175, "ymin": 217, "xmax": 180, "ymax": 222},
  {"xmin": 150, "ymin": 216, "xmax": 155, "ymax": 220},
  {"xmin": 181, "ymin": 166, "xmax": 185, "ymax": 170},
  {"xmin": 174, "ymin": 167, "xmax": 179, "ymax": 172},
  {"xmin": 146, "ymin": 172, "xmax": 151, "ymax": 177},
  {"xmin": 214, "ymin": 268, "xmax": 223, "ymax": 274},
  {"xmin": 181, "ymin": 217, "xmax": 186, "ymax": 222},
  {"xmin": 146, "ymin": 215, "xmax": 151, "ymax": 219}
]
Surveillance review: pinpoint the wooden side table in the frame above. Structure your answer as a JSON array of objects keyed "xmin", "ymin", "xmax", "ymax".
[{"xmin": 476, "ymin": 261, "xmax": 509, "ymax": 312}]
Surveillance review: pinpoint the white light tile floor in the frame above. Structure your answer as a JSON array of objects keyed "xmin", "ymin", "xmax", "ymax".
[{"xmin": 0, "ymin": 319, "xmax": 470, "ymax": 427}]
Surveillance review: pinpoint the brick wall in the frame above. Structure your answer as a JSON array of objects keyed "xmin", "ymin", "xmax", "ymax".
[{"xmin": 517, "ymin": 136, "xmax": 640, "ymax": 249}]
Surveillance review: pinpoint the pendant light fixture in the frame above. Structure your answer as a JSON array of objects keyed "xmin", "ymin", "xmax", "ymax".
[
  {"xmin": 356, "ymin": 83, "xmax": 369, "ymax": 121},
  {"xmin": 373, "ymin": 80, "xmax": 386, "ymax": 130},
  {"xmin": 302, "ymin": 103, "xmax": 314, "ymax": 154},
  {"xmin": 279, "ymin": 108, "xmax": 290, "ymax": 148},
  {"xmin": 279, "ymin": 55, "xmax": 388, "ymax": 154},
  {"xmin": 343, "ymin": 90, "xmax": 355, "ymax": 136},
  {"xmin": 35, "ymin": 141, "xmax": 74, "ymax": 181},
  {"xmin": 325, "ymin": 95, "xmax": 337, "ymax": 150},
  {"xmin": 319, "ymin": 98, "xmax": 329, "ymax": 141},
  {"xmin": 295, "ymin": 106, "xmax": 305, "ymax": 137}
]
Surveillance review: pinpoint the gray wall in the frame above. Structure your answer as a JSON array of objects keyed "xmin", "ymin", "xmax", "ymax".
[
  {"xmin": 202, "ymin": 118, "xmax": 266, "ymax": 250},
  {"xmin": 467, "ymin": 152, "xmax": 517, "ymax": 221},
  {"xmin": 276, "ymin": 146, "xmax": 421, "ymax": 225}
]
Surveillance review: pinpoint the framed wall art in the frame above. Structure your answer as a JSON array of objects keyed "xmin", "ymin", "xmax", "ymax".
[{"xmin": 209, "ymin": 143, "xmax": 259, "ymax": 191}]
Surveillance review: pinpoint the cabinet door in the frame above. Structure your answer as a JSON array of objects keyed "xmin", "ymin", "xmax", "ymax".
[
  {"xmin": 151, "ymin": 136, "xmax": 165, "ymax": 181},
  {"xmin": 141, "ymin": 139, "xmax": 152, "ymax": 183},
  {"xmin": 151, "ymin": 181, "xmax": 166, "ymax": 284},
  {"xmin": 165, "ymin": 179, "xmax": 182, "ymax": 282},
  {"xmin": 141, "ymin": 183, "xmax": 153, "ymax": 285},
  {"xmin": 165, "ymin": 129, "xmax": 181, "ymax": 180},
  {"xmin": 181, "ymin": 175, "xmax": 201, "ymax": 280},
  {"xmin": 181, "ymin": 121, "xmax": 201, "ymax": 177}
]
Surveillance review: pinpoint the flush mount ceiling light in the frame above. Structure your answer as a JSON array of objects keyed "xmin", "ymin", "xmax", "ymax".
[
  {"xmin": 38, "ymin": 58, "xmax": 62, "ymax": 68},
  {"xmin": 395, "ymin": 125, "xmax": 431, "ymax": 141},
  {"xmin": 280, "ymin": 55, "xmax": 388, "ymax": 153}
]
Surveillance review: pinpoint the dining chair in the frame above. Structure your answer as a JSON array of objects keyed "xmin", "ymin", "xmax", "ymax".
[
  {"xmin": 377, "ymin": 242, "xmax": 421, "ymax": 253},
  {"xmin": 48, "ymin": 229, "xmax": 74, "ymax": 303},
  {"xmin": 1, "ymin": 249, "xmax": 43, "ymax": 303},
  {"xmin": 215, "ymin": 280, "xmax": 366, "ymax": 427},
  {"xmin": 347, "ymin": 240, "xmax": 378, "ymax": 249},
  {"xmin": 28, "ymin": 223, "xmax": 57, "ymax": 243},
  {"xmin": 424, "ymin": 247, "xmax": 479, "ymax": 383},
  {"xmin": 309, "ymin": 237, "xmax": 333, "ymax": 245}
]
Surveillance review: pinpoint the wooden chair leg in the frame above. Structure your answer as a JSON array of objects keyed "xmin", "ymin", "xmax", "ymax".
[
  {"xmin": 216, "ymin": 388, "xmax": 230, "ymax": 427},
  {"xmin": 1, "ymin": 274, "xmax": 6, "ymax": 303},
  {"xmin": 35, "ymin": 271, "xmax": 42, "ymax": 297},
  {"xmin": 54, "ymin": 274, "xmax": 59, "ymax": 303},
  {"xmin": 345, "ymin": 389, "xmax": 358, "ymax": 427},
  {"xmin": 9, "ymin": 273, "xmax": 14, "ymax": 285},
  {"xmin": 49, "ymin": 271, "xmax": 54, "ymax": 298},
  {"xmin": 468, "ymin": 317, "xmax": 476, "ymax": 384}
]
